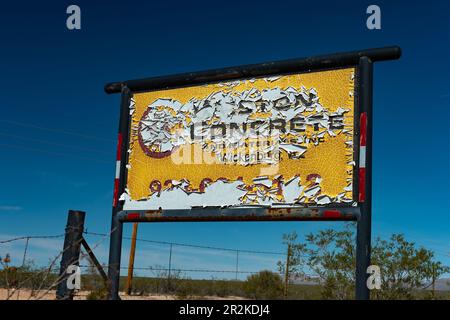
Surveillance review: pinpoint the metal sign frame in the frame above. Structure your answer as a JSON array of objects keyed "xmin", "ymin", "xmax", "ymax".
[{"xmin": 104, "ymin": 46, "xmax": 401, "ymax": 300}]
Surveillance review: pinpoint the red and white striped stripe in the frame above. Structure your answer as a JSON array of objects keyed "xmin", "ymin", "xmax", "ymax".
[
  {"xmin": 323, "ymin": 210, "xmax": 341, "ymax": 219},
  {"xmin": 358, "ymin": 112, "xmax": 367, "ymax": 202},
  {"xmin": 113, "ymin": 133, "xmax": 123, "ymax": 207}
]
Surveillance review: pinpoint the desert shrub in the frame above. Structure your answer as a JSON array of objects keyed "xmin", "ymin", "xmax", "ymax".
[
  {"xmin": 243, "ymin": 270, "xmax": 284, "ymax": 300},
  {"xmin": 86, "ymin": 286, "xmax": 108, "ymax": 300},
  {"xmin": 175, "ymin": 279, "xmax": 196, "ymax": 299},
  {"xmin": 181, "ymin": 278, "xmax": 242, "ymax": 298},
  {"xmin": 208, "ymin": 279, "xmax": 236, "ymax": 297},
  {"xmin": 0, "ymin": 258, "xmax": 57, "ymax": 294}
]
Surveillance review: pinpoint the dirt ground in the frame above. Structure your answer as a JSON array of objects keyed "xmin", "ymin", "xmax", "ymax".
[{"xmin": 0, "ymin": 288, "xmax": 245, "ymax": 300}]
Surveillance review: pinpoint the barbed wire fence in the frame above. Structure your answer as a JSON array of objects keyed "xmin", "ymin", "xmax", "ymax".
[
  {"xmin": 1, "ymin": 229, "xmax": 449, "ymax": 299},
  {"xmin": 83, "ymin": 230, "xmax": 300, "ymax": 281},
  {"xmin": 0, "ymin": 231, "xmax": 317, "ymax": 276},
  {"xmin": 0, "ymin": 228, "xmax": 323, "ymax": 299},
  {"xmin": 0, "ymin": 228, "xmax": 118, "ymax": 300}
]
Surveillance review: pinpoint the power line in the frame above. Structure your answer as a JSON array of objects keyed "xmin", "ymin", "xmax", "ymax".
[
  {"xmin": 0, "ymin": 143, "xmax": 111, "ymax": 164},
  {"xmin": 0, "ymin": 132, "xmax": 112, "ymax": 155},
  {"xmin": 0, "ymin": 120, "xmax": 114, "ymax": 142},
  {"xmin": 0, "ymin": 234, "xmax": 65, "ymax": 244}
]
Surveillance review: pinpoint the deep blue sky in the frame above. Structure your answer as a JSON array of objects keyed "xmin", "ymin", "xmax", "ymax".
[{"xmin": 0, "ymin": 0, "xmax": 449, "ymax": 278}]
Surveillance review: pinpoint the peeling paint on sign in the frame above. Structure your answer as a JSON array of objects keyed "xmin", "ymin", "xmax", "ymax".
[{"xmin": 123, "ymin": 68, "xmax": 355, "ymax": 210}]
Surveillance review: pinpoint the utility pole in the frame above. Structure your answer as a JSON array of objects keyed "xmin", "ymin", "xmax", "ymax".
[
  {"xmin": 126, "ymin": 222, "xmax": 138, "ymax": 295},
  {"xmin": 284, "ymin": 244, "xmax": 291, "ymax": 298}
]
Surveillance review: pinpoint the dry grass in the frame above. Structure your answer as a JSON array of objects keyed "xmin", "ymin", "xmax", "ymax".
[{"xmin": 0, "ymin": 288, "xmax": 246, "ymax": 300}]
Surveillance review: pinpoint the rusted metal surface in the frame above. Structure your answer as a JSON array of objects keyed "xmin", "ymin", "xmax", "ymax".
[{"xmin": 118, "ymin": 206, "xmax": 359, "ymax": 223}]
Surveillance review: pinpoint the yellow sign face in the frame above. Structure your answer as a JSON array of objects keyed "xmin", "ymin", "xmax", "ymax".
[{"xmin": 122, "ymin": 68, "xmax": 355, "ymax": 210}]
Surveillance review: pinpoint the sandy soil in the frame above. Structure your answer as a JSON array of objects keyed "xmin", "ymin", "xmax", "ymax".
[{"xmin": 0, "ymin": 288, "xmax": 245, "ymax": 300}]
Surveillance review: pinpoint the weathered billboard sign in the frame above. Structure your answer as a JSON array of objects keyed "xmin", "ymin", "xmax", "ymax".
[
  {"xmin": 105, "ymin": 46, "xmax": 401, "ymax": 300},
  {"xmin": 122, "ymin": 68, "xmax": 356, "ymax": 214}
]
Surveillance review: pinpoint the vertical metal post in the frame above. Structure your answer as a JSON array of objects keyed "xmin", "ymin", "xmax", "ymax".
[
  {"xmin": 107, "ymin": 215, "xmax": 123, "ymax": 300},
  {"xmin": 355, "ymin": 56, "xmax": 373, "ymax": 300},
  {"xmin": 56, "ymin": 210, "xmax": 86, "ymax": 300},
  {"xmin": 126, "ymin": 222, "xmax": 138, "ymax": 295},
  {"xmin": 107, "ymin": 86, "xmax": 131, "ymax": 300},
  {"xmin": 167, "ymin": 243, "xmax": 173, "ymax": 291}
]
